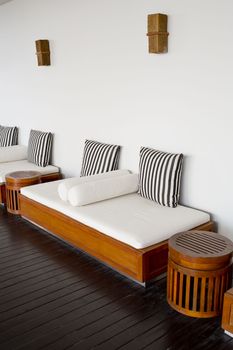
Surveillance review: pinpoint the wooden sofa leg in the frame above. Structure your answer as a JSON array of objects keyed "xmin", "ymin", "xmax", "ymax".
[{"xmin": 0, "ymin": 184, "xmax": 6, "ymax": 204}]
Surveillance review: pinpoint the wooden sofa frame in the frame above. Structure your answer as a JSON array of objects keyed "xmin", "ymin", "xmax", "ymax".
[
  {"xmin": 20, "ymin": 193, "xmax": 214, "ymax": 283},
  {"xmin": 0, "ymin": 173, "xmax": 61, "ymax": 205}
]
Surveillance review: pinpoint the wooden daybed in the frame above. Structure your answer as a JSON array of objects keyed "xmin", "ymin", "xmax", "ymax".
[
  {"xmin": 19, "ymin": 180, "xmax": 213, "ymax": 284},
  {"xmin": 0, "ymin": 145, "xmax": 61, "ymax": 204},
  {"xmin": 0, "ymin": 173, "xmax": 60, "ymax": 204},
  {"xmin": 0, "ymin": 162, "xmax": 60, "ymax": 204}
]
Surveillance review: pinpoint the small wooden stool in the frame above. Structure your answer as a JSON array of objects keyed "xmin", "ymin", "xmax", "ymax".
[
  {"xmin": 167, "ymin": 230, "xmax": 233, "ymax": 318},
  {"xmin": 222, "ymin": 288, "xmax": 233, "ymax": 337},
  {"xmin": 5, "ymin": 171, "xmax": 41, "ymax": 215}
]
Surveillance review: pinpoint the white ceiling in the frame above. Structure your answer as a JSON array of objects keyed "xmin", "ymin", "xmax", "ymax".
[{"xmin": 0, "ymin": 0, "xmax": 13, "ymax": 5}]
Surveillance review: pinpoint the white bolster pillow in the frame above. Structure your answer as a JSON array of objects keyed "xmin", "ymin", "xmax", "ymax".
[
  {"xmin": 68, "ymin": 173, "xmax": 139, "ymax": 206},
  {"xmin": 0, "ymin": 145, "xmax": 27, "ymax": 163},
  {"xmin": 58, "ymin": 169, "xmax": 130, "ymax": 201}
]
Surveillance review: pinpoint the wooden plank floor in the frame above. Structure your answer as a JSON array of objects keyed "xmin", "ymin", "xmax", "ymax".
[{"xmin": 0, "ymin": 207, "xmax": 233, "ymax": 350}]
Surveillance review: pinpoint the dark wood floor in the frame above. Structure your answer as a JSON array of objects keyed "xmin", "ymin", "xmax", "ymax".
[{"xmin": 0, "ymin": 208, "xmax": 233, "ymax": 350}]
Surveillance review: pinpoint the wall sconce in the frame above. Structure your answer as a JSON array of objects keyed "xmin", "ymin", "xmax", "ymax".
[
  {"xmin": 147, "ymin": 14, "xmax": 169, "ymax": 53},
  {"xmin": 35, "ymin": 40, "xmax": 51, "ymax": 66}
]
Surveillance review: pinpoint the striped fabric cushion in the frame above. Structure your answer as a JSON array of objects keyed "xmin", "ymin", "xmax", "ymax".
[
  {"xmin": 0, "ymin": 125, "xmax": 18, "ymax": 147},
  {"xmin": 81, "ymin": 140, "xmax": 120, "ymax": 177},
  {"xmin": 138, "ymin": 147, "xmax": 183, "ymax": 208},
  {"xmin": 28, "ymin": 130, "xmax": 53, "ymax": 167}
]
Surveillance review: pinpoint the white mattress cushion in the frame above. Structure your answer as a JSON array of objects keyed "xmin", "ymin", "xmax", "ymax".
[
  {"xmin": 0, "ymin": 145, "xmax": 27, "ymax": 163},
  {"xmin": 68, "ymin": 174, "xmax": 139, "ymax": 206},
  {"xmin": 21, "ymin": 181, "xmax": 210, "ymax": 249},
  {"xmin": 0, "ymin": 160, "xmax": 59, "ymax": 183},
  {"xmin": 58, "ymin": 169, "xmax": 130, "ymax": 201}
]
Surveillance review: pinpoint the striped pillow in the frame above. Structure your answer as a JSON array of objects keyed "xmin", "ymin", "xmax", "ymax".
[
  {"xmin": 0, "ymin": 125, "xmax": 18, "ymax": 147},
  {"xmin": 28, "ymin": 130, "xmax": 53, "ymax": 167},
  {"xmin": 138, "ymin": 147, "xmax": 183, "ymax": 208},
  {"xmin": 81, "ymin": 140, "xmax": 120, "ymax": 176}
]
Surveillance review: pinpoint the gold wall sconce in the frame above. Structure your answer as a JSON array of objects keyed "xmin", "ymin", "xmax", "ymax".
[
  {"xmin": 147, "ymin": 14, "xmax": 169, "ymax": 53},
  {"xmin": 35, "ymin": 39, "xmax": 51, "ymax": 66}
]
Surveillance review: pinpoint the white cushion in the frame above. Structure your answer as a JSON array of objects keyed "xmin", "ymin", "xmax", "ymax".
[
  {"xmin": 0, "ymin": 160, "xmax": 59, "ymax": 183},
  {"xmin": 68, "ymin": 173, "xmax": 138, "ymax": 206},
  {"xmin": 21, "ymin": 181, "xmax": 210, "ymax": 249},
  {"xmin": 58, "ymin": 169, "xmax": 130, "ymax": 201},
  {"xmin": 0, "ymin": 145, "xmax": 27, "ymax": 163}
]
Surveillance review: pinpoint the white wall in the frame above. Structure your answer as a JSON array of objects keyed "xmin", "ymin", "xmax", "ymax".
[{"xmin": 0, "ymin": 0, "xmax": 233, "ymax": 238}]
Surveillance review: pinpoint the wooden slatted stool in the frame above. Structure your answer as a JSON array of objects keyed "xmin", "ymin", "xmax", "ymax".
[
  {"xmin": 167, "ymin": 230, "xmax": 233, "ymax": 318},
  {"xmin": 5, "ymin": 171, "xmax": 41, "ymax": 215},
  {"xmin": 222, "ymin": 288, "xmax": 233, "ymax": 337}
]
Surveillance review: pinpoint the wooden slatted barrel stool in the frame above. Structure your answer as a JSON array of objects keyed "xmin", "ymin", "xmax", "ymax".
[
  {"xmin": 167, "ymin": 231, "xmax": 233, "ymax": 318},
  {"xmin": 5, "ymin": 171, "xmax": 41, "ymax": 215},
  {"xmin": 222, "ymin": 288, "xmax": 233, "ymax": 337}
]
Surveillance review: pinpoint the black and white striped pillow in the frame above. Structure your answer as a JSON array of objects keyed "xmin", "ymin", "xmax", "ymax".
[
  {"xmin": 28, "ymin": 130, "xmax": 53, "ymax": 167},
  {"xmin": 81, "ymin": 140, "xmax": 120, "ymax": 177},
  {"xmin": 0, "ymin": 125, "xmax": 18, "ymax": 147},
  {"xmin": 138, "ymin": 147, "xmax": 183, "ymax": 208}
]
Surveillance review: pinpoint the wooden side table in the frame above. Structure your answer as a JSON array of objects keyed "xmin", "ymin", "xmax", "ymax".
[
  {"xmin": 167, "ymin": 230, "xmax": 233, "ymax": 318},
  {"xmin": 5, "ymin": 171, "xmax": 41, "ymax": 215},
  {"xmin": 222, "ymin": 288, "xmax": 233, "ymax": 337}
]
